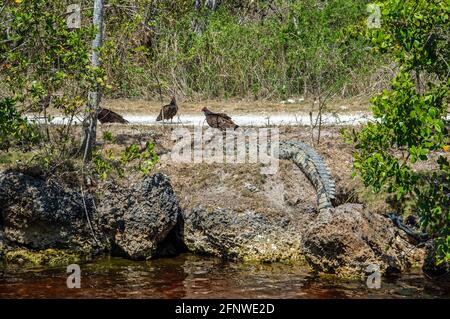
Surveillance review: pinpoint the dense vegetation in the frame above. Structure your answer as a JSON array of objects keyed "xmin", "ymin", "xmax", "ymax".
[
  {"xmin": 351, "ymin": 0, "xmax": 450, "ymax": 263},
  {"xmin": 103, "ymin": 0, "xmax": 379, "ymax": 99},
  {"xmin": 1, "ymin": 0, "xmax": 379, "ymax": 100}
]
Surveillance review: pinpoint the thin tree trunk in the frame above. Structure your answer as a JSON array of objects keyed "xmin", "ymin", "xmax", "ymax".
[
  {"xmin": 194, "ymin": 0, "xmax": 201, "ymax": 10},
  {"xmin": 81, "ymin": 0, "xmax": 104, "ymax": 162},
  {"xmin": 316, "ymin": 96, "xmax": 323, "ymax": 145},
  {"xmin": 205, "ymin": 0, "xmax": 221, "ymax": 11},
  {"xmin": 415, "ymin": 70, "xmax": 421, "ymax": 94}
]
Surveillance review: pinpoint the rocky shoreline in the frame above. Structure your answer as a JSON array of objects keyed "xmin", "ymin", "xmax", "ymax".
[{"xmin": 0, "ymin": 170, "xmax": 445, "ymax": 278}]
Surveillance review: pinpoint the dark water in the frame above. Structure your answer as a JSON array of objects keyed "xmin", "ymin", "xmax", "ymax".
[{"xmin": 0, "ymin": 254, "xmax": 449, "ymax": 299}]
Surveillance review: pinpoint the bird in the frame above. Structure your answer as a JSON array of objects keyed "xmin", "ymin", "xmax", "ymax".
[
  {"xmin": 201, "ymin": 107, "xmax": 239, "ymax": 131},
  {"xmin": 97, "ymin": 108, "xmax": 129, "ymax": 124},
  {"xmin": 156, "ymin": 96, "xmax": 178, "ymax": 124}
]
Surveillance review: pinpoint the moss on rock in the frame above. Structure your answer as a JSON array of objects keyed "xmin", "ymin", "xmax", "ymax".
[{"xmin": 5, "ymin": 248, "xmax": 82, "ymax": 266}]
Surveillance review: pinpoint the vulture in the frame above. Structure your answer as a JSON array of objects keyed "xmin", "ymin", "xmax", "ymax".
[
  {"xmin": 98, "ymin": 108, "xmax": 129, "ymax": 124},
  {"xmin": 201, "ymin": 107, "xmax": 239, "ymax": 131},
  {"xmin": 156, "ymin": 96, "xmax": 178, "ymax": 123}
]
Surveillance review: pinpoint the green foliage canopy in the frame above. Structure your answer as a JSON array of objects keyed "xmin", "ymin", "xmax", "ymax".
[{"xmin": 351, "ymin": 0, "xmax": 450, "ymax": 263}]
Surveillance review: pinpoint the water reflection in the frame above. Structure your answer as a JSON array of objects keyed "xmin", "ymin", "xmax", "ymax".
[{"xmin": 0, "ymin": 254, "xmax": 448, "ymax": 299}]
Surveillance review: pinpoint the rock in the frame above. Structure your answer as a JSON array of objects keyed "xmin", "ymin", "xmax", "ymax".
[
  {"xmin": 302, "ymin": 204, "xmax": 424, "ymax": 278},
  {"xmin": 184, "ymin": 206, "xmax": 303, "ymax": 263},
  {"xmin": 97, "ymin": 173, "xmax": 185, "ymax": 260},
  {"xmin": 0, "ymin": 171, "xmax": 101, "ymax": 255},
  {"xmin": 0, "ymin": 170, "xmax": 430, "ymax": 277},
  {"xmin": 0, "ymin": 170, "xmax": 184, "ymax": 264},
  {"xmin": 0, "ymin": 230, "xmax": 4, "ymax": 260},
  {"xmin": 184, "ymin": 203, "xmax": 425, "ymax": 277}
]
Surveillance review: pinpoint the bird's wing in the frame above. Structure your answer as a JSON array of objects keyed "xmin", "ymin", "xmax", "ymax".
[
  {"xmin": 216, "ymin": 114, "xmax": 237, "ymax": 129},
  {"xmin": 156, "ymin": 108, "xmax": 164, "ymax": 121},
  {"xmin": 157, "ymin": 104, "xmax": 170, "ymax": 120},
  {"xmin": 98, "ymin": 108, "xmax": 107, "ymax": 122},
  {"xmin": 167, "ymin": 104, "xmax": 178, "ymax": 118},
  {"xmin": 98, "ymin": 108, "xmax": 128, "ymax": 123},
  {"xmin": 217, "ymin": 113, "xmax": 232, "ymax": 120},
  {"xmin": 206, "ymin": 114, "xmax": 221, "ymax": 128}
]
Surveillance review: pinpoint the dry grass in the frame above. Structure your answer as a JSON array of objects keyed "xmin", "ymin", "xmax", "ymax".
[{"xmin": 103, "ymin": 96, "xmax": 372, "ymax": 115}]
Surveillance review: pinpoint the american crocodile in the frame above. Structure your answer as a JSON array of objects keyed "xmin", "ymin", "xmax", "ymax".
[
  {"xmin": 239, "ymin": 138, "xmax": 336, "ymax": 210},
  {"xmin": 200, "ymin": 131, "xmax": 337, "ymax": 211},
  {"xmin": 279, "ymin": 141, "xmax": 336, "ymax": 210}
]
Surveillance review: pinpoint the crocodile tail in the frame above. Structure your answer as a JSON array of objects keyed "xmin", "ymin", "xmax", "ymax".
[{"xmin": 279, "ymin": 141, "xmax": 335, "ymax": 210}]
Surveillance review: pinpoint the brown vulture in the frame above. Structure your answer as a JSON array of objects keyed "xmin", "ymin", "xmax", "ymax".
[
  {"xmin": 201, "ymin": 107, "xmax": 239, "ymax": 131},
  {"xmin": 156, "ymin": 96, "xmax": 178, "ymax": 123},
  {"xmin": 98, "ymin": 108, "xmax": 128, "ymax": 124}
]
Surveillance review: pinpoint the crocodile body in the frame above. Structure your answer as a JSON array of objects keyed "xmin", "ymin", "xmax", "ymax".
[
  {"xmin": 279, "ymin": 141, "xmax": 335, "ymax": 210},
  {"xmin": 213, "ymin": 133, "xmax": 336, "ymax": 210},
  {"xmin": 240, "ymin": 138, "xmax": 335, "ymax": 210}
]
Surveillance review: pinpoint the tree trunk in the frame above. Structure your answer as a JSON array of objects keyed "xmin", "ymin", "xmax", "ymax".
[
  {"xmin": 193, "ymin": 0, "xmax": 222, "ymax": 33},
  {"xmin": 80, "ymin": 0, "xmax": 104, "ymax": 162},
  {"xmin": 205, "ymin": 0, "xmax": 221, "ymax": 11},
  {"xmin": 194, "ymin": 0, "xmax": 201, "ymax": 11}
]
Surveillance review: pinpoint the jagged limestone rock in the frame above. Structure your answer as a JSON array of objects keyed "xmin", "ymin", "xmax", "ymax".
[
  {"xmin": 0, "ymin": 170, "xmax": 100, "ymax": 255},
  {"xmin": 97, "ymin": 173, "xmax": 185, "ymax": 259},
  {"xmin": 0, "ymin": 171, "xmax": 185, "ymax": 264},
  {"xmin": 302, "ymin": 204, "xmax": 425, "ymax": 278},
  {"xmin": 184, "ymin": 206, "xmax": 304, "ymax": 263},
  {"xmin": 184, "ymin": 203, "xmax": 424, "ymax": 277}
]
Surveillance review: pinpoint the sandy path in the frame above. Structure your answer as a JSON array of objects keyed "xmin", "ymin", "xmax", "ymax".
[{"xmin": 32, "ymin": 112, "xmax": 375, "ymax": 126}]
